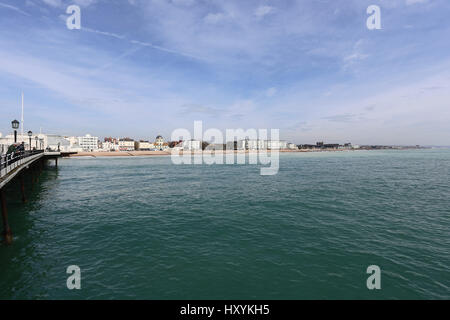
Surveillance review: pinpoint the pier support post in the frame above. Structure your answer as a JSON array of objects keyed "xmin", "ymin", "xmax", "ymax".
[
  {"xmin": 31, "ymin": 169, "xmax": 35, "ymax": 191},
  {"xmin": 0, "ymin": 189, "xmax": 13, "ymax": 245},
  {"xmin": 35, "ymin": 163, "xmax": 40, "ymax": 183},
  {"xmin": 55, "ymin": 158, "xmax": 58, "ymax": 168},
  {"xmin": 19, "ymin": 175, "xmax": 27, "ymax": 203}
]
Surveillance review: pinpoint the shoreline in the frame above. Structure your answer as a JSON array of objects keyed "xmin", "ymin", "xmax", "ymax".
[
  {"xmin": 68, "ymin": 148, "xmax": 421, "ymax": 158},
  {"xmin": 70, "ymin": 149, "xmax": 342, "ymax": 157}
]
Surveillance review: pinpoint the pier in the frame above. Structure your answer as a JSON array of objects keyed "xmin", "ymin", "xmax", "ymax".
[{"xmin": 0, "ymin": 150, "xmax": 60, "ymax": 244}]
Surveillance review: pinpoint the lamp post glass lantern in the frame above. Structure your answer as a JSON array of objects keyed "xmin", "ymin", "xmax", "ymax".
[
  {"xmin": 11, "ymin": 120, "xmax": 19, "ymax": 143},
  {"xmin": 28, "ymin": 131, "xmax": 32, "ymax": 151}
]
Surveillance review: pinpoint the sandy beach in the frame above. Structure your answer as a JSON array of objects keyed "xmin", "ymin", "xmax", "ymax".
[
  {"xmin": 70, "ymin": 151, "xmax": 171, "ymax": 157},
  {"xmin": 69, "ymin": 149, "xmax": 347, "ymax": 157}
]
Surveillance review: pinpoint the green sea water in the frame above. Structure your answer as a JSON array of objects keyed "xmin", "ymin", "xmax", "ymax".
[{"xmin": 0, "ymin": 149, "xmax": 449, "ymax": 299}]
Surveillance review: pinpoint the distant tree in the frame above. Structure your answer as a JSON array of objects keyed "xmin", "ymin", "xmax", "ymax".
[{"xmin": 168, "ymin": 140, "xmax": 182, "ymax": 148}]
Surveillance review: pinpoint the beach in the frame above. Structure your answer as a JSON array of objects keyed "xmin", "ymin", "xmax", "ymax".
[{"xmin": 69, "ymin": 149, "xmax": 348, "ymax": 157}]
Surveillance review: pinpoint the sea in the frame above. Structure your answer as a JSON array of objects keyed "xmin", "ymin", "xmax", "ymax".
[{"xmin": 0, "ymin": 149, "xmax": 449, "ymax": 299}]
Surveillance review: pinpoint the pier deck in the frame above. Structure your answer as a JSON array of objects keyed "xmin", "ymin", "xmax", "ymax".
[
  {"xmin": 1, "ymin": 150, "xmax": 61, "ymax": 244},
  {"xmin": 0, "ymin": 151, "xmax": 44, "ymax": 190}
]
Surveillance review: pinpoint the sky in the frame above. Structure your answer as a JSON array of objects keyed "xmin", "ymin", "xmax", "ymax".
[{"xmin": 0, "ymin": 0, "xmax": 449, "ymax": 145}]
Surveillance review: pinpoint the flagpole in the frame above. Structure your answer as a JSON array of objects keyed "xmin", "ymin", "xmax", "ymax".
[{"xmin": 21, "ymin": 91, "xmax": 24, "ymax": 142}]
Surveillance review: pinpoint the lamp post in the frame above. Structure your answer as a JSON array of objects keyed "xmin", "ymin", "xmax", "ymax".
[
  {"xmin": 35, "ymin": 136, "xmax": 38, "ymax": 150},
  {"xmin": 28, "ymin": 131, "xmax": 32, "ymax": 151},
  {"xmin": 11, "ymin": 120, "xmax": 19, "ymax": 143}
]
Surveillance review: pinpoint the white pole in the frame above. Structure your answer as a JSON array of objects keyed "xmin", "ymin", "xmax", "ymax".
[{"xmin": 21, "ymin": 91, "xmax": 24, "ymax": 142}]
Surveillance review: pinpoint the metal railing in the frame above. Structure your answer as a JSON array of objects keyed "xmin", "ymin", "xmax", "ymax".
[{"xmin": 0, "ymin": 150, "xmax": 44, "ymax": 179}]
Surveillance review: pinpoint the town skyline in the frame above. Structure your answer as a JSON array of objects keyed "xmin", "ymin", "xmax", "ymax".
[{"xmin": 1, "ymin": 0, "xmax": 450, "ymax": 145}]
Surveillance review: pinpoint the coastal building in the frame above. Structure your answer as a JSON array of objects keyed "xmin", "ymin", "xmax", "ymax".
[
  {"xmin": 287, "ymin": 143, "xmax": 298, "ymax": 150},
  {"xmin": 0, "ymin": 133, "xmax": 13, "ymax": 154},
  {"xmin": 267, "ymin": 140, "xmax": 288, "ymax": 150},
  {"xmin": 101, "ymin": 137, "xmax": 119, "ymax": 151},
  {"xmin": 65, "ymin": 136, "xmax": 83, "ymax": 152},
  {"xmin": 299, "ymin": 144, "xmax": 318, "ymax": 150},
  {"xmin": 104, "ymin": 137, "xmax": 119, "ymax": 144},
  {"xmin": 101, "ymin": 141, "xmax": 120, "ymax": 152},
  {"xmin": 0, "ymin": 133, "xmax": 74, "ymax": 152},
  {"xmin": 0, "ymin": 133, "xmax": 36, "ymax": 151},
  {"xmin": 0, "ymin": 133, "xmax": 14, "ymax": 154},
  {"xmin": 155, "ymin": 135, "xmax": 165, "ymax": 150},
  {"xmin": 251, "ymin": 140, "xmax": 267, "ymax": 150},
  {"xmin": 46, "ymin": 134, "xmax": 71, "ymax": 152},
  {"xmin": 236, "ymin": 140, "xmax": 246, "ymax": 150},
  {"xmin": 236, "ymin": 139, "xmax": 291, "ymax": 150},
  {"xmin": 135, "ymin": 141, "xmax": 155, "ymax": 151},
  {"xmin": 78, "ymin": 134, "xmax": 99, "ymax": 152},
  {"xmin": 237, "ymin": 139, "xmax": 267, "ymax": 150},
  {"xmin": 119, "ymin": 138, "xmax": 135, "ymax": 151},
  {"xmin": 182, "ymin": 140, "xmax": 201, "ymax": 151},
  {"xmin": 207, "ymin": 143, "xmax": 226, "ymax": 151},
  {"xmin": 226, "ymin": 141, "xmax": 237, "ymax": 150}
]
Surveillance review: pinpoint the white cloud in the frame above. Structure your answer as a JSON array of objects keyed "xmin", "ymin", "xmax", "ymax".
[
  {"xmin": 0, "ymin": 2, "xmax": 31, "ymax": 15},
  {"xmin": 266, "ymin": 87, "xmax": 277, "ymax": 97},
  {"xmin": 73, "ymin": 0, "xmax": 97, "ymax": 7},
  {"xmin": 171, "ymin": 0, "xmax": 196, "ymax": 6},
  {"xmin": 405, "ymin": 0, "xmax": 428, "ymax": 5},
  {"xmin": 42, "ymin": 0, "xmax": 63, "ymax": 8},
  {"xmin": 41, "ymin": 0, "xmax": 96, "ymax": 8},
  {"xmin": 254, "ymin": 5, "xmax": 274, "ymax": 18},
  {"xmin": 204, "ymin": 12, "xmax": 226, "ymax": 24}
]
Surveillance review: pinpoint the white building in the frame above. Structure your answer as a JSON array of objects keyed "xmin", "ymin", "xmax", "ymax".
[
  {"xmin": 237, "ymin": 139, "xmax": 265, "ymax": 150},
  {"xmin": 248, "ymin": 140, "xmax": 267, "ymax": 150},
  {"xmin": 46, "ymin": 134, "xmax": 70, "ymax": 152},
  {"xmin": 267, "ymin": 140, "xmax": 288, "ymax": 150},
  {"xmin": 0, "ymin": 132, "xmax": 47, "ymax": 153},
  {"xmin": 63, "ymin": 136, "xmax": 83, "ymax": 152},
  {"xmin": 101, "ymin": 141, "xmax": 120, "ymax": 152},
  {"xmin": 155, "ymin": 135, "xmax": 165, "ymax": 150},
  {"xmin": 237, "ymin": 139, "xmax": 289, "ymax": 150},
  {"xmin": 119, "ymin": 138, "xmax": 135, "ymax": 151},
  {"xmin": 78, "ymin": 134, "xmax": 98, "ymax": 152},
  {"xmin": 135, "ymin": 141, "xmax": 154, "ymax": 151},
  {"xmin": 182, "ymin": 140, "xmax": 201, "ymax": 151}
]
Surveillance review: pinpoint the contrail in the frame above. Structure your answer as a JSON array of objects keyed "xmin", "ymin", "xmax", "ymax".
[
  {"xmin": 81, "ymin": 27, "xmax": 201, "ymax": 60},
  {"xmin": 0, "ymin": 2, "xmax": 30, "ymax": 16},
  {"xmin": 89, "ymin": 46, "xmax": 142, "ymax": 75}
]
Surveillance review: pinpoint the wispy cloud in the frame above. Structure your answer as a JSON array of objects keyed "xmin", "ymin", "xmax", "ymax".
[
  {"xmin": 42, "ymin": 0, "xmax": 63, "ymax": 8},
  {"xmin": 254, "ymin": 5, "xmax": 275, "ymax": 18},
  {"xmin": 405, "ymin": 0, "xmax": 428, "ymax": 5},
  {"xmin": 0, "ymin": 2, "xmax": 30, "ymax": 15}
]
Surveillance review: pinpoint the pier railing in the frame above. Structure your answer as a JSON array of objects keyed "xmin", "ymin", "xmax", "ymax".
[{"xmin": 0, "ymin": 150, "xmax": 44, "ymax": 179}]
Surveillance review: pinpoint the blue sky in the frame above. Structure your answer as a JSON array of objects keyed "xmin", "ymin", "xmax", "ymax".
[{"xmin": 0, "ymin": 0, "xmax": 449, "ymax": 145}]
